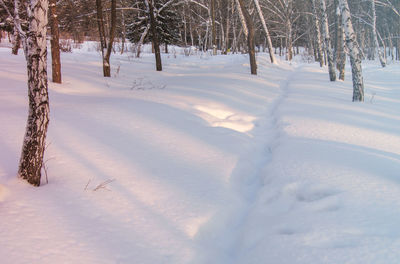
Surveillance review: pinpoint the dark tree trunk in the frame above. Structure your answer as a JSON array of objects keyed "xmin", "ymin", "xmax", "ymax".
[
  {"xmin": 18, "ymin": 0, "xmax": 50, "ymax": 186},
  {"xmin": 237, "ymin": 0, "xmax": 256, "ymax": 75},
  {"xmin": 104, "ymin": 0, "xmax": 117, "ymax": 77},
  {"xmin": 11, "ymin": 0, "xmax": 21, "ymax": 55},
  {"xmin": 96, "ymin": 0, "xmax": 116, "ymax": 77},
  {"xmin": 11, "ymin": 31, "xmax": 20, "ymax": 55},
  {"xmin": 49, "ymin": 0, "xmax": 61, "ymax": 83},
  {"xmin": 147, "ymin": 0, "xmax": 162, "ymax": 71}
]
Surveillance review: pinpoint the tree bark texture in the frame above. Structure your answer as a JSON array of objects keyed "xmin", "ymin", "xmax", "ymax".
[
  {"xmin": 319, "ymin": 0, "xmax": 336, "ymax": 81},
  {"xmin": 19, "ymin": 0, "xmax": 50, "ymax": 186},
  {"xmin": 237, "ymin": 0, "xmax": 256, "ymax": 74},
  {"xmin": 49, "ymin": 0, "xmax": 61, "ymax": 83},
  {"xmin": 339, "ymin": 0, "xmax": 364, "ymax": 102}
]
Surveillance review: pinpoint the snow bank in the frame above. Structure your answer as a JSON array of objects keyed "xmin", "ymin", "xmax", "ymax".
[{"xmin": 1, "ymin": 45, "xmax": 400, "ymax": 264}]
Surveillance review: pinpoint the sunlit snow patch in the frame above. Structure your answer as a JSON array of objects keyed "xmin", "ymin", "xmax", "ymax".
[
  {"xmin": 194, "ymin": 105, "xmax": 256, "ymax": 133},
  {"xmin": 0, "ymin": 184, "xmax": 9, "ymax": 202}
]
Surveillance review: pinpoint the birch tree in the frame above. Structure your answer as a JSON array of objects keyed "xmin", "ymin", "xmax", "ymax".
[
  {"xmin": 335, "ymin": 2, "xmax": 346, "ymax": 80},
  {"xmin": 1, "ymin": 0, "xmax": 50, "ymax": 186},
  {"xmin": 370, "ymin": 0, "xmax": 386, "ymax": 67},
  {"xmin": 253, "ymin": 0, "xmax": 275, "ymax": 63},
  {"xmin": 310, "ymin": 0, "xmax": 324, "ymax": 66},
  {"xmin": 319, "ymin": 0, "xmax": 336, "ymax": 81},
  {"xmin": 338, "ymin": 0, "xmax": 364, "ymax": 102}
]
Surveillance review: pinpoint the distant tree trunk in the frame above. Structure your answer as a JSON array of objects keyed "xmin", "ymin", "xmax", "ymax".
[
  {"xmin": 120, "ymin": 6, "xmax": 126, "ymax": 54},
  {"xmin": 335, "ymin": 4, "xmax": 346, "ymax": 80},
  {"xmin": 319, "ymin": 0, "xmax": 336, "ymax": 81},
  {"xmin": 96, "ymin": 0, "xmax": 116, "ymax": 77},
  {"xmin": 11, "ymin": 0, "xmax": 21, "ymax": 55},
  {"xmin": 104, "ymin": 0, "xmax": 117, "ymax": 76},
  {"xmin": 285, "ymin": 0, "xmax": 293, "ymax": 61},
  {"xmin": 11, "ymin": 31, "xmax": 20, "ymax": 55},
  {"xmin": 211, "ymin": 0, "xmax": 217, "ymax": 55},
  {"xmin": 339, "ymin": 0, "xmax": 364, "ymax": 102},
  {"xmin": 235, "ymin": 0, "xmax": 248, "ymax": 37},
  {"xmin": 49, "ymin": 0, "xmax": 61, "ymax": 83},
  {"xmin": 253, "ymin": 0, "xmax": 275, "ymax": 63},
  {"xmin": 370, "ymin": 0, "xmax": 386, "ymax": 67},
  {"xmin": 146, "ymin": 0, "xmax": 162, "ymax": 71},
  {"xmin": 237, "ymin": 0, "xmax": 256, "ymax": 74},
  {"xmin": 18, "ymin": 0, "xmax": 50, "ymax": 186},
  {"xmin": 311, "ymin": 0, "xmax": 324, "ymax": 66}
]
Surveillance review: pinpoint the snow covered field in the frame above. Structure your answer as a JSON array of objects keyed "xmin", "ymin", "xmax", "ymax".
[{"xmin": 1, "ymin": 46, "xmax": 400, "ymax": 264}]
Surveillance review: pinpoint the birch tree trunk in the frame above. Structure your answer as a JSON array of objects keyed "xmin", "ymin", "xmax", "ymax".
[
  {"xmin": 311, "ymin": 0, "xmax": 324, "ymax": 66},
  {"xmin": 11, "ymin": 0, "xmax": 21, "ymax": 55},
  {"xmin": 339, "ymin": 0, "xmax": 364, "ymax": 102},
  {"xmin": 335, "ymin": 5, "xmax": 346, "ymax": 80},
  {"xmin": 49, "ymin": 0, "xmax": 61, "ymax": 83},
  {"xmin": 211, "ymin": 0, "xmax": 217, "ymax": 55},
  {"xmin": 18, "ymin": 0, "xmax": 50, "ymax": 186},
  {"xmin": 319, "ymin": 0, "xmax": 336, "ymax": 81},
  {"xmin": 234, "ymin": 0, "xmax": 248, "ymax": 37},
  {"xmin": 253, "ymin": 0, "xmax": 275, "ymax": 63},
  {"xmin": 285, "ymin": 0, "xmax": 293, "ymax": 61},
  {"xmin": 370, "ymin": 0, "xmax": 386, "ymax": 67}
]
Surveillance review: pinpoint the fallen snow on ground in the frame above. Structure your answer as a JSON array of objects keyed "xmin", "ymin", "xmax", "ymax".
[{"xmin": 0, "ymin": 46, "xmax": 400, "ymax": 264}]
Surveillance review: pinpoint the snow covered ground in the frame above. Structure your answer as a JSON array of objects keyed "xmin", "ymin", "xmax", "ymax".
[{"xmin": 1, "ymin": 45, "xmax": 400, "ymax": 264}]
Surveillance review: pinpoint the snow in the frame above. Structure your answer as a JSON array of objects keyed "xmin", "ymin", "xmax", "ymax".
[{"xmin": 1, "ymin": 44, "xmax": 400, "ymax": 264}]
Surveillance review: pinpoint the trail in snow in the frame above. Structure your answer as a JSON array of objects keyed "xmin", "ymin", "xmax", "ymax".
[{"xmin": 192, "ymin": 62, "xmax": 297, "ymax": 264}]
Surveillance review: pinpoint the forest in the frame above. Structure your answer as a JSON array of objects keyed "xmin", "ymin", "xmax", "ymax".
[{"xmin": 1, "ymin": 0, "xmax": 400, "ymax": 263}]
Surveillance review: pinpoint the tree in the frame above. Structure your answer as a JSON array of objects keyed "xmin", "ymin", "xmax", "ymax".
[
  {"xmin": 334, "ymin": 0, "xmax": 346, "ymax": 80},
  {"xmin": 236, "ymin": 0, "xmax": 256, "ymax": 74},
  {"xmin": 338, "ymin": 0, "xmax": 364, "ymax": 102},
  {"xmin": 147, "ymin": 0, "xmax": 162, "ymax": 71},
  {"xmin": 310, "ymin": 0, "xmax": 324, "ymax": 67},
  {"xmin": 126, "ymin": 0, "xmax": 181, "ymax": 57},
  {"xmin": 319, "ymin": 0, "xmax": 336, "ymax": 81},
  {"xmin": 253, "ymin": 0, "xmax": 275, "ymax": 63},
  {"xmin": 370, "ymin": 0, "xmax": 386, "ymax": 67},
  {"xmin": 49, "ymin": 0, "xmax": 61, "ymax": 83},
  {"xmin": 1, "ymin": 0, "xmax": 50, "ymax": 186},
  {"xmin": 96, "ymin": 0, "xmax": 117, "ymax": 77}
]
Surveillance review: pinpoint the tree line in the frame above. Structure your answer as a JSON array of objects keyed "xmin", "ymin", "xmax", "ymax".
[{"xmin": 0, "ymin": 0, "xmax": 399, "ymax": 186}]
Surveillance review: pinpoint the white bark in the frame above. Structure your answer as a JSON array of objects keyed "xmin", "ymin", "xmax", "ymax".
[
  {"xmin": 339, "ymin": 0, "xmax": 364, "ymax": 102},
  {"xmin": 370, "ymin": 0, "xmax": 386, "ymax": 67},
  {"xmin": 311, "ymin": 0, "xmax": 324, "ymax": 66},
  {"xmin": 234, "ymin": 0, "xmax": 248, "ymax": 37},
  {"xmin": 253, "ymin": 0, "xmax": 275, "ymax": 63},
  {"xmin": 18, "ymin": 0, "xmax": 50, "ymax": 186},
  {"xmin": 319, "ymin": 0, "xmax": 336, "ymax": 81}
]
